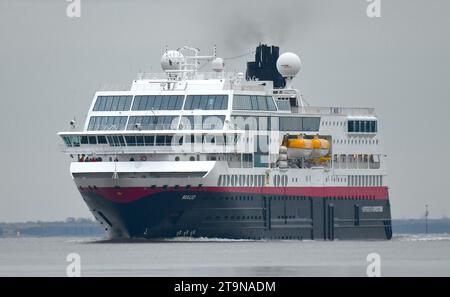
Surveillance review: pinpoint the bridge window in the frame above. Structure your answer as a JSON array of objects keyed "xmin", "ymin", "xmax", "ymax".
[
  {"xmin": 184, "ymin": 95, "xmax": 228, "ymax": 110},
  {"xmin": 154, "ymin": 135, "xmax": 174, "ymax": 146},
  {"xmin": 88, "ymin": 136, "xmax": 97, "ymax": 144},
  {"xmin": 62, "ymin": 136, "xmax": 80, "ymax": 147},
  {"xmin": 132, "ymin": 95, "xmax": 184, "ymax": 111},
  {"xmin": 93, "ymin": 96, "xmax": 133, "ymax": 111},
  {"xmin": 125, "ymin": 135, "xmax": 152, "ymax": 146},
  {"xmin": 97, "ymin": 136, "xmax": 107, "ymax": 144},
  {"xmin": 127, "ymin": 116, "xmax": 178, "ymax": 130},
  {"xmin": 106, "ymin": 135, "xmax": 126, "ymax": 147},
  {"xmin": 87, "ymin": 116, "xmax": 127, "ymax": 130}
]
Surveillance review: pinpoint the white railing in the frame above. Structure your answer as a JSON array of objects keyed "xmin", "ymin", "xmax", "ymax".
[
  {"xmin": 97, "ymin": 83, "xmax": 131, "ymax": 92},
  {"xmin": 59, "ymin": 143, "xmax": 248, "ymax": 155},
  {"xmin": 291, "ymin": 106, "xmax": 375, "ymax": 116},
  {"xmin": 135, "ymin": 72, "xmax": 236, "ymax": 81}
]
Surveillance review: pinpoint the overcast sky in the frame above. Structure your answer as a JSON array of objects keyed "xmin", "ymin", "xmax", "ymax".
[{"xmin": 0, "ymin": 0, "xmax": 448, "ymax": 221}]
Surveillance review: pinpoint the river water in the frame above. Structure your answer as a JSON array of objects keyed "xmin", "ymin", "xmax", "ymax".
[{"xmin": 0, "ymin": 234, "xmax": 448, "ymax": 276}]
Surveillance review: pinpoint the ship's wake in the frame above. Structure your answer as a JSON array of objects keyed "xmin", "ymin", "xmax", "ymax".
[{"xmin": 393, "ymin": 234, "xmax": 450, "ymax": 242}]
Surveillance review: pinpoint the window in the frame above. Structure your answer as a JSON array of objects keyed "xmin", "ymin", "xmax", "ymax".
[
  {"xmin": 184, "ymin": 95, "xmax": 228, "ymax": 110},
  {"xmin": 355, "ymin": 121, "xmax": 361, "ymax": 132},
  {"xmin": 127, "ymin": 116, "xmax": 178, "ymax": 130},
  {"xmin": 274, "ymin": 99, "xmax": 291, "ymax": 111},
  {"xmin": 266, "ymin": 97, "xmax": 277, "ymax": 111},
  {"xmin": 230, "ymin": 116, "xmax": 258, "ymax": 130},
  {"xmin": 88, "ymin": 136, "xmax": 97, "ymax": 144},
  {"xmin": 279, "ymin": 117, "xmax": 320, "ymax": 131},
  {"xmin": 369, "ymin": 154, "xmax": 381, "ymax": 169},
  {"xmin": 123, "ymin": 135, "xmax": 146, "ymax": 146},
  {"xmin": 97, "ymin": 136, "xmax": 107, "ymax": 144},
  {"xmin": 302, "ymin": 117, "xmax": 320, "ymax": 131},
  {"xmin": 254, "ymin": 153, "xmax": 269, "ymax": 168},
  {"xmin": 232, "ymin": 95, "xmax": 277, "ymax": 111},
  {"xmin": 106, "ymin": 135, "xmax": 126, "ymax": 146},
  {"xmin": 348, "ymin": 121, "xmax": 354, "ymax": 132},
  {"xmin": 180, "ymin": 115, "xmax": 225, "ymax": 130},
  {"xmin": 93, "ymin": 96, "xmax": 132, "ymax": 111},
  {"xmin": 132, "ymin": 95, "xmax": 184, "ymax": 110},
  {"xmin": 230, "ymin": 116, "xmax": 277, "ymax": 131},
  {"xmin": 154, "ymin": 135, "xmax": 174, "ymax": 146},
  {"xmin": 125, "ymin": 136, "xmax": 136, "ymax": 146},
  {"xmin": 280, "ymin": 117, "xmax": 302, "ymax": 131},
  {"xmin": 62, "ymin": 136, "xmax": 80, "ymax": 147},
  {"xmin": 88, "ymin": 116, "xmax": 127, "ymax": 130},
  {"xmin": 144, "ymin": 135, "xmax": 155, "ymax": 146},
  {"xmin": 348, "ymin": 120, "xmax": 377, "ymax": 133}
]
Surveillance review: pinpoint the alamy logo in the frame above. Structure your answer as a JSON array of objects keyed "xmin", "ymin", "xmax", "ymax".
[
  {"xmin": 66, "ymin": 253, "xmax": 81, "ymax": 277},
  {"xmin": 366, "ymin": 252, "xmax": 381, "ymax": 277},
  {"xmin": 66, "ymin": 0, "xmax": 81, "ymax": 18},
  {"xmin": 366, "ymin": 0, "xmax": 381, "ymax": 18}
]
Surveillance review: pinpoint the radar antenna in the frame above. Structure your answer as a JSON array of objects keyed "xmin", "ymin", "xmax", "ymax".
[{"xmin": 161, "ymin": 45, "xmax": 218, "ymax": 80}]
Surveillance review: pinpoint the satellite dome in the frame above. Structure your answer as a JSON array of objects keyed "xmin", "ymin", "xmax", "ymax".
[
  {"xmin": 211, "ymin": 57, "xmax": 225, "ymax": 72},
  {"xmin": 161, "ymin": 50, "xmax": 184, "ymax": 71},
  {"xmin": 276, "ymin": 52, "xmax": 301, "ymax": 78}
]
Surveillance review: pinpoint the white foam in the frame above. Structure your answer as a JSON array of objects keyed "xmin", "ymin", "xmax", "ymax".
[
  {"xmin": 161, "ymin": 237, "xmax": 258, "ymax": 242},
  {"xmin": 394, "ymin": 234, "xmax": 450, "ymax": 242}
]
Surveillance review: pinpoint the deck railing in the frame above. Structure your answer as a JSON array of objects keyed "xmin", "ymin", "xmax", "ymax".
[{"xmin": 291, "ymin": 106, "xmax": 375, "ymax": 116}]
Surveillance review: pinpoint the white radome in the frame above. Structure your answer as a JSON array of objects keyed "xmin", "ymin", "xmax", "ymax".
[
  {"xmin": 161, "ymin": 50, "xmax": 184, "ymax": 71},
  {"xmin": 211, "ymin": 57, "xmax": 225, "ymax": 72},
  {"xmin": 276, "ymin": 52, "xmax": 301, "ymax": 78}
]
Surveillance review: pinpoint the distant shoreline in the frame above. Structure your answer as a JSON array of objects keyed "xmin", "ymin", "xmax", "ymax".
[{"xmin": 1, "ymin": 218, "xmax": 449, "ymax": 238}]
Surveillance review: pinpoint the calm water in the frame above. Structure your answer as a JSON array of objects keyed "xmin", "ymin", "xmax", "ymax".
[{"xmin": 0, "ymin": 235, "xmax": 449, "ymax": 276}]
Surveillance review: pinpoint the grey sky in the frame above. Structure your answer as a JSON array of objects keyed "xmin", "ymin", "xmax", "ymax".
[{"xmin": 0, "ymin": 0, "xmax": 448, "ymax": 221}]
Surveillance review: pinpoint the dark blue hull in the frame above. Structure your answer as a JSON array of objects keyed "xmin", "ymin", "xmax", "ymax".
[{"xmin": 80, "ymin": 188, "xmax": 392, "ymax": 240}]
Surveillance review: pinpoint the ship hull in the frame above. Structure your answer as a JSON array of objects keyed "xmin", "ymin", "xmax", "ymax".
[{"xmin": 80, "ymin": 186, "xmax": 392, "ymax": 240}]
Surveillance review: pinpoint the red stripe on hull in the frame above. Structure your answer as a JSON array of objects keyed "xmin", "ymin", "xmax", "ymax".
[{"xmin": 80, "ymin": 186, "xmax": 389, "ymax": 204}]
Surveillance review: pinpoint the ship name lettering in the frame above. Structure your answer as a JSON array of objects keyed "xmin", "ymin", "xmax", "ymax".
[{"xmin": 182, "ymin": 195, "xmax": 196, "ymax": 200}]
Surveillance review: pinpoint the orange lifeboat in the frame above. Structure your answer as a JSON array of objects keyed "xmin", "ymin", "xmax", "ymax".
[
  {"xmin": 310, "ymin": 135, "xmax": 330, "ymax": 158},
  {"xmin": 286, "ymin": 135, "xmax": 313, "ymax": 158}
]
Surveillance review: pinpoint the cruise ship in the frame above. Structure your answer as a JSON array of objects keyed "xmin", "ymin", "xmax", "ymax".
[{"xmin": 58, "ymin": 44, "xmax": 392, "ymax": 240}]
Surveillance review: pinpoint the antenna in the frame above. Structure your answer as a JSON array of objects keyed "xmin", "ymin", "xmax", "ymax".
[
  {"xmin": 276, "ymin": 52, "xmax": 301, "ymax": 89},
  {"xmin": 161, "ymin": 46, "xmax": 216, "ymax": 80},
  {"xmin": 274, "ymin": 51, "xmax": 308, "ymax": 109}
]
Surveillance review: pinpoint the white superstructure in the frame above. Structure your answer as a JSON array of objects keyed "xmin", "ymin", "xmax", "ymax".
[
  {"xmin": 57, "ymin": 45, "xmax": 391, "ymax": 240},
  {"xmin": 59, "ymin": 46, "xmax": 385, "ymax": 192}
]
